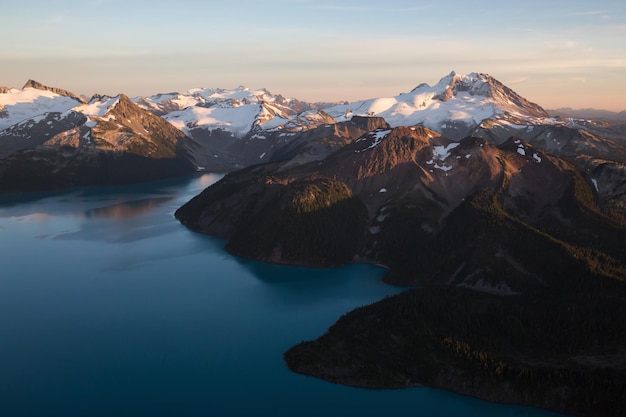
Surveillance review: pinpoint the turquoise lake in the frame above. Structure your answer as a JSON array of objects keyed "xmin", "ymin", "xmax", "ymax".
[{"xmin": 0, "ymin": 174, "xmax": 568, "ymax": 417}]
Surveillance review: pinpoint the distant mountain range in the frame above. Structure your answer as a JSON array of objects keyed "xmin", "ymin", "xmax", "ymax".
[
  {"xmin": 548, "ymin": 107, "xmax": 626, "ymax": 121},
  {"xmin": 3, "ymin": 72, "xmax": 624, "ymax": 207}
]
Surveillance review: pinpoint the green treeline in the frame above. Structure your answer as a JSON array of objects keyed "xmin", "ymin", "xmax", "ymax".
[{"xmin": 226, "ymin": 177, "xmax": 368, "ymax": 266}]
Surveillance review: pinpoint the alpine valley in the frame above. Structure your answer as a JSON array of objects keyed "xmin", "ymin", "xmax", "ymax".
[{"xmin": 3, "ymin": 73, "xmax": 626, "ymax": 416}]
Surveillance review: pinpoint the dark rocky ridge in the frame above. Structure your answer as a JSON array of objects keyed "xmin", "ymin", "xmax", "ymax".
[
  {"xmin": 0, "ymin": 147, "xmax": 194, "ymax": 193},
  {"xmin": 549, "ymin": 107, "xmax": 626, "ymax": 121}
]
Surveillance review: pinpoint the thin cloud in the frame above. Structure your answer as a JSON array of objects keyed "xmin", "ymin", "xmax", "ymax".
[
  {"xmin": 297, "ymin": 1, "xmax": 432, "ymax": 12},
  {"xmin": 47, "ymin": 14, "xmax": 65, "ymax": 24},
  {"xmin": 544, "ymin": 41, "xmax": 582, "ymax": 53},
  {"xmin": 571, "ymin": 10, "xmax": 608, "ymax": 16},
  {"xmin": 506, "ymin": 77, "xmax": 530, "ymax": 85}
]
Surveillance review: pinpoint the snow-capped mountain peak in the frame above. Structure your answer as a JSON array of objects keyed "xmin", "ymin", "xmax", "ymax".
[
  {"xmin": 323, "ymin": 72, "xmax": 550, "ymax": 140},
  {"xmin": 69, "ymin": 94, "xmax": 125, "ymax": 130},
  {"xmin": 77, "ymin": 94, "xmax": 121, "ymax": 118},
  {"xmin": 410, "ymin": 71, "xmax": 545, "ymax": 115}
]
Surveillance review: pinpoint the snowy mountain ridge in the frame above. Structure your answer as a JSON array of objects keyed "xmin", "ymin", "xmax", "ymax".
[
  {"xmin": 133, "ymin": 85, "xmax": 323, "ymax": 139},
  {"xmin": 130, "ymin": 72, "xmax": 557, "ymax": 141},
  {"xmin": 323, "ymin": 71, "xmax": 552, "ymax": 139},
  {"xmin": 0, "ymin": 72, "xmax": 560, "ymax": 144},
  {"xmin": 2, "ymin": 73, "xmax": 626, "ymax": 172}
]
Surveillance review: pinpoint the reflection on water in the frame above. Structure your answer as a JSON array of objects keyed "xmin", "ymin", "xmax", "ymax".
[
  {"xmin": 84, "ymin": 197, "xmax": 174, "ymax": 219},
  {"xmin": 0, "ymin": 173, "xmax": 226, "ymax": 246},
  {"xmin": 0, "ymin": 173, "xmax": 225, "ymax": 220}
]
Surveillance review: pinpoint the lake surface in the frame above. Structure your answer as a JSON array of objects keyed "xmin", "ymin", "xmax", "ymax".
[{"xmin": 0, "ymin": 175, "xmax": 567, "ymax": 417}]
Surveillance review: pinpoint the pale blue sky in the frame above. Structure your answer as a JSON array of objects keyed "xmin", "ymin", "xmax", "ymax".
[{"xmin": 1, "ymin": 0, "xmax": 625, "ymax": 110}]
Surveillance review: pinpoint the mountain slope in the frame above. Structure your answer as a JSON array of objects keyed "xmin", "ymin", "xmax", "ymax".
[
  {"xmin": 76, "ymin": 94, "xmax": 193, "ymax": 159},
  {"xmin": 176, "ymin": 125, "xmax": 625, "ymax": 289}
]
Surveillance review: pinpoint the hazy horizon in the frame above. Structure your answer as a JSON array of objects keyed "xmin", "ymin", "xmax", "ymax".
[{"xmin": 2, "ymin": 0, "xmax": 625, "ymax": 111}]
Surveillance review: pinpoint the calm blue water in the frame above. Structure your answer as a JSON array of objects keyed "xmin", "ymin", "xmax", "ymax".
[{"xmin": 0, "ymin": 175, "xmax": 567, "ymax": 417}]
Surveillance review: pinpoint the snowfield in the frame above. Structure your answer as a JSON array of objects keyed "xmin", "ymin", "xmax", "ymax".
[
  {"xmin": 165, "ymin": 104, "xmax": 260, "ymax": 138},
  {"xmin": 76, "ymin": 96, "xmax": 120, "ymax": 118},
  {"xmin": 0, "ymin": 88, "xmax": 80, "ymax": 131}
]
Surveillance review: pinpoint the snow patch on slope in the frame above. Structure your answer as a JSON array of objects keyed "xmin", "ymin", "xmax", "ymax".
[
  {"xmin": 355, "ymin": 129, "xmax": 392, "ymax": 152},
  {"xmin": 432, "ymin": 143, "xmax": 460, "ymax": 160},
  {"xmin": 426, "ymin": 142, "xmax": 460, "ymax": 172},
  {"xmin": 75, "ymin": 96, "xmax": 120, "ymax": 118}
]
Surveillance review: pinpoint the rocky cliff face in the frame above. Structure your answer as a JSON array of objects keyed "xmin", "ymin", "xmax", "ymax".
[{"xmin": 87, "ymin": 94, "xmax": 193, "ymax": 159}]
